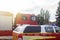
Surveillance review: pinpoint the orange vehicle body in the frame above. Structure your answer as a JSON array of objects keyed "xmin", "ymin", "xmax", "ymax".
[
  {"xmin": 13, "ymin": 32, "xmax": 60, "ymax": 40},
  {"xmin": 0, "ymin": 11, "xmax": 13, "ymax": 36},
  {"xmin": 15, "ymin": 13, "xmax": 38, "ymax": 25},
  {"xmin": 19, "ymin": 33, "xmax": 60, "ymax": 40}
]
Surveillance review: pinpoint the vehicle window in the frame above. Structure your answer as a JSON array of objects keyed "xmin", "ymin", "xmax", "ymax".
[
  {"xmin": 30, "ymin": 16, "xmax": 37, "ymax": 21},
  {"xmin": 45, "ymin": 27, "xmax": 54, "ymax": 33},
  {"xmin": 14, "ymin": 27, "xmax": 20, "ymax": 32},
  {"xmin": 14, "ymin": 27, "xmax": 24, "ymax": 32},
  {"xmin": 23, "ymin": 26, "xmax": 41, "ymax": 33},
  {"xmin": 55, "ymin": 27, "xmax": 60, "ymax": 33},
  {"xmin": 22, "ymin": 16, "xmax": 27, "ymax": 21}
]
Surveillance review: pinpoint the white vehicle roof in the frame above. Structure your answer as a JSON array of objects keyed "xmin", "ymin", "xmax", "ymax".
[{"xmin": 13, "ymin": 25, "xmax": 59, "ymax": 34}]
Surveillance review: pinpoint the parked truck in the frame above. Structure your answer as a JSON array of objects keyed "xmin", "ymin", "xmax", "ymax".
[
  {"xmin": 13, "ymin": 13, "xmax": 38, "ymax": 29},
  {"xmin": 0, "ymin": 11, "xmax": 13, "ymax": 40}
]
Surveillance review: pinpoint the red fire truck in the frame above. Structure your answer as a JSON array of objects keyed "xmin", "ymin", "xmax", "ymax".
[
  {"xmin": 14, "ymin": 13, "xmax": 38, "ymax": 28},
  {"xmin": 0, "ymin": 11, "xmax": 13, "ymax": 40}
]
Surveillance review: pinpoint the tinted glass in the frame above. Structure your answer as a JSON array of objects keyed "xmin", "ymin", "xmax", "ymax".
[
  {"xmin": 23, "ymin": 26, "xmax": 41, "ymax": 33},
  {"xmin": 45, "ymin": 27, "xmax": 54, "ymax": 33},
  {"xmin": 55, "ymin": 27, "xmax": 60, "ymax": 33}
]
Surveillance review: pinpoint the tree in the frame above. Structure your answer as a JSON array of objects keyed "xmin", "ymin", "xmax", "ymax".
[
  {"xmin": 37, "ymin": 8, "xmax": 45, "ymax": 25},
  {"xmin": 37, "ymin": 15, "xmax": 44, "ymax": 25},
  {"xmin": 37, "ymin": 8, "xmax": 50, "ymax": 25},
  {"xmin": 44, "ymin": 10, "xmax": 50, "ymax": 24},
  {"xmin": 56, "ymin": 1, "xmax": 60, "ymax": 27}
]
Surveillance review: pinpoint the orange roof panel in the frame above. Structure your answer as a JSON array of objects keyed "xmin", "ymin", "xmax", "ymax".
[{"xmin": 0, "ymin": 11, "xmax": 13, "ymax": 16}]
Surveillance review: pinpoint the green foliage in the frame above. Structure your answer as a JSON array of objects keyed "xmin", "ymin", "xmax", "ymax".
[
  {"xmin": 37, "ymin": 8, "xmax": 50, "ymax": 25},
  {"xmin": 56, "ymin": 1, "xmax": 60, "ymax": 27}
]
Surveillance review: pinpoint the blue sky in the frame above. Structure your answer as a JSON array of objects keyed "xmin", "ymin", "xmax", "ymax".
[{"xmin": 0, "ymin": 0, "xmax": 59, "ymax": 22}]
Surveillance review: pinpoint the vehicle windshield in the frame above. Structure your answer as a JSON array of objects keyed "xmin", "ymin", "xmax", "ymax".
[
  {"xmin": 55, "ymin": 27, "xmax": 60, "ymax": 33},
  {"xmin": 23, "ymin": 26, "xmax": 41, "ymax": 33},
  {"xmin": 14, "ymin": 27, "xmax": 24, "ymax": 33},
  {"xmin": 14, "ymin": 27, "xmax": 20, "ymax": 32}
]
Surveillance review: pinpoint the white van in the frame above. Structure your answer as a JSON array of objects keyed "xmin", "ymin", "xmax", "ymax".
[{"xmin": 13, "ymin": 25, "xmax": 60, "ymax": 40}]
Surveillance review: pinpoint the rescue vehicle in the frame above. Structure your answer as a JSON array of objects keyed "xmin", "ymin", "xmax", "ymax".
[
  {"xmin": 13, "ymin": 13, "xmax": 38, "ymax": 29},
  {"xmin": 13, "ymin": 25, "xmax": 60, "ymax": 40},
  {"xmin": 0, "ymin": 11, "xmax": 13, "ymax": 40}
]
